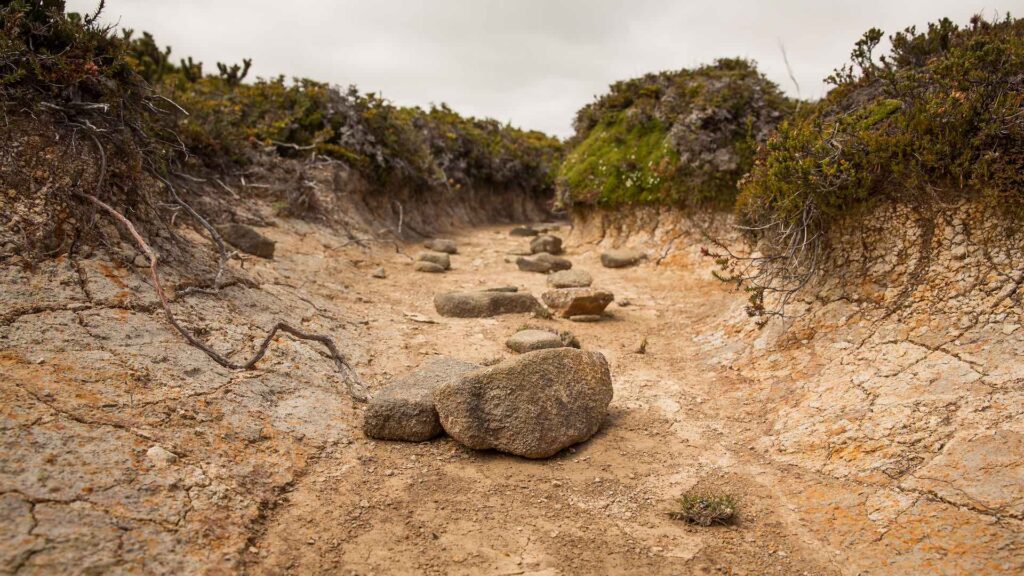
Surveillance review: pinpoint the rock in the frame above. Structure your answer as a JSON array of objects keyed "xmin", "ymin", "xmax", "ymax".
[
  {"xmin": 530, "ymin": 235, "xmax": 563, "ymax": 255},
  {"xmin": 434, "ymin": 291, "xmax": 541, "ymax": 317},
  {"xmin": 371, "ymin": 267, "xmax": 387, "ymax": 279},
  {"xmin": 542, "ymin": 288, "xmax": 614, "ymax": 318},
  {"xmin": 510, "ymin": 226, "xmax": 539, "ymax": 237},
  {"xmin": 516, "ymin": 253, "xmax": 572, "ymax": 274},
  {"xmin": 215, "ymin": 223, "xmax": 275, "ymax": 259},
  {"xmin": 363, "ymin": 357, "xmax": 478, "ymax": 442},
  {"xmin": 601, "ymin": 248, "xmax": 646, "ymax": 268},
  {"xmin": 416, "ymin": 252, "xmax": 451, "ymax": 270},
  {"xmin": 424, "ymin": 239, "xmax": 458, "ymax": 254},
  {"xmin": 506, "ymin": 330, "xmax": 565, "ymax": 353},
  {"xmin": 547, "ymin": 269, "xmax": 593, "ymax": 288},
  {"xmin": 146, "ymin": 445, "xmax": 178, "ymax": 467},
  {"xmin": 434, "ymin": 348, "xmax": 613, "ymax": 458},
  {"xmin": 483, "ymin": 286, "xmax": 519, "ymax": 293},
  {"xmin": 569, "ymin": 315, "xmax": 603, "ymax": 323},
  {"xmin": 414, "ymin": 261, "xmax": 446, "ymax": 273},
  {"xmin": 505, "ymin": 328, "xmax": 580, "ymax": 352}
]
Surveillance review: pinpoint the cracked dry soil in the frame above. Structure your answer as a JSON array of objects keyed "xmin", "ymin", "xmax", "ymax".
[{"xmin": 1, "ymin": 214, "xmax": 1022, "ymax": 575}]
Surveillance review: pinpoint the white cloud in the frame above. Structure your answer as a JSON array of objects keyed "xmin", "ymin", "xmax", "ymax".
[{"xmin": 68, "ymin": 0, "xmax": 1008, "ymax": 137}]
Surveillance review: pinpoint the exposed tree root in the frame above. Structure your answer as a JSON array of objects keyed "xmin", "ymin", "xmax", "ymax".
[{"xmin": 78, "ymin": 191, "xmax": 368, "ymax": 403}]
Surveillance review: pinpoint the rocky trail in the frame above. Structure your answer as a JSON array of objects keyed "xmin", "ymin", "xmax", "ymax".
[{"xmin": 2, "ymin": 212, "xmax": 1022, "ymax": 575}]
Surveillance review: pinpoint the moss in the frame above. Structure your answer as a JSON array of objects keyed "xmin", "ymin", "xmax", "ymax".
[
  {"xmin": 559, "ymin": 113, "xmax": 678, "ymax": 206},
  {"xmin": 560, "ymin": 59, "xmax": 794, "ymax": 209}
]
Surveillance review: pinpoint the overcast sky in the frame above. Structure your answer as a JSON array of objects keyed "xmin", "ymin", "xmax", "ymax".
[{"xmin": 69, "ymin": 0, "xmax": 1013, "ymax": 137}]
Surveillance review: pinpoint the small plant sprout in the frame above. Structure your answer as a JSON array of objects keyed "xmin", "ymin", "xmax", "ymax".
[{"xmin": 668, "ymin": 492, "xmax": 738, "ymax": 526}]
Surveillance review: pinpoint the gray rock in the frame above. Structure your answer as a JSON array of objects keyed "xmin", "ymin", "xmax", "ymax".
[
  {"xmin": 569, "ymin": 315, "xmax": 603, "ymax": 323},
  {"xmin": 215, "ymin": 223, "xmax": 275, "ymax": 259},
  {"xmin": 364, "ymin": 357, "xmax": 479, "ymax": 442},
  {"xmin": 516, "ymin": 253, "xmax": 572, "ymax": 274},
  {"xmin": 542, "ymin": 288, "xmax": 614, "ymax": 318},
  {"xmin": 414, "ymin": 261, "xmax": 446, "ymax": 273},
  {"xmin": 547, "ymin": 269, "xmax": 593, "ymax": 288},
  {"xmin": 510, "ymin": 226, "xmax": 539, "ymax": 237},
  {"xmin": 600, "ymin": 248, "xmax": 646, "ymax": 268},
  {"xmin": 371, "ymin": 267, "xmax": 387, "ymax": 279},
  {"xmin": 506, "ymin": 330, "xmax": 565, "ymax": 353},
  {"xmin": 434, "ymin": 348, "xmax": 613, "ymax": 458},
  {"xmin": 424, "ymin": 239, "xmax": 458, "ymax": 254},
  {"xmin": 483, "ymin": 286, "xmax": 519, "ymax": 293},
  {"xmin": 530, "ymin": 235, "xmax": 563, "ymax": 255},
  {"xmin": 416, "ymin": 252, "xmax": 451, "ymax": 270},
  {"xmin": 434, "ymin": 291, "xmax": 541, "ymax": 317}
]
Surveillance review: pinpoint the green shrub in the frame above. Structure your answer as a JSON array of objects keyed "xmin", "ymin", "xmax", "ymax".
[
  {"xmin": 668, "ymin": 492, "xmax": 737, "ymax": 526},
  {"xmin": 723, "ymin": 14, "xmax": 1023, "ymax": 322},
  {"xmin": 559, "ymin": 59, "xmax": 794, "ymax": 208},
  {"xmin": 737, "ymin": 14, "xmax": 1024, "ymax": 239}
]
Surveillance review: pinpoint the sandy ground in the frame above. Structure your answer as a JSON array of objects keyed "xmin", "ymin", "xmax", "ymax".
[{"xmin": 2, "ymin": 215, "xmax": 1021, "ymax": 575}]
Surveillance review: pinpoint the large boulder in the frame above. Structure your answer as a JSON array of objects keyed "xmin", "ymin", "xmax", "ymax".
[
  {"xmin": 529, "ymin": 235, "xmax": 563, "ymax": 255},
  {"xmin": 216, "ymin": 223, "xmax": 275, "ymax": 259},
  {"xmin": 600, "ymin": 248, "xmax": 646, "ymax": 268},
  {"xmin": 542, "ymin": 288, "xmax": 614, "ymax": 318},
  {"xmin": 434, "ymin": 348, "xmax": 613, "ymax": 458},
  {"xmin": 547, "ymin": 269, "xmax": 593, "ymax": 288},
  {"xmin": 434, "ymin": 291, "xmax": 540, "ymax": 317},
  {"xmin": 424, "ymin": 239, "xmax": 458, "ymax": 254},
  {"xmin": 416, "ymin": 251, "xmax": 451, "ymax": 270},
  {"xmin": 363, "ymin": 357, "xmax": 478, "ymax": 442},
  {"xmin": 516, "ymin": 253, "xmax": 572, "ymax": 274}
]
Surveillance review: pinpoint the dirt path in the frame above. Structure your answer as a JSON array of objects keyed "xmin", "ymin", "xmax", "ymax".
[
  {"xmin": 236, "ymin": 224, "xmax": 842, "ymax": 575},
  {"xmin": 3, "ymin": 216, "xmax": 1020, "ymax": 575}
]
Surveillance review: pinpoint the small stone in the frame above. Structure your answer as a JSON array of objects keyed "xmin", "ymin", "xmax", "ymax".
[
  {"xmin": 506, "ymin": 330, "xmax": 566, "ymax": 353},
  {"xmin": 416, "ymin": 252, "xmax": 451, "ymax": 270},
  {"xmin": 510, "ymin": 226, "xmax": 539, "ymax": 237},
  {"xmin": 434, "ymin": 348, "xmax": 613, "ymax": 459},
  {"xmin": 363, "ymin": 357, "xmax": 479, "ymax": 442},
  {"xmin": 601, "ymin": 248, "xmax": 646, "ymax": 269},
  {"xmin": 483, "ymin": 286, "xmax": 519, "ymax": 293},
  {"xmin": 517, "ymin": 253, "xmax": 572, "ymax": 274},
  {"xmin": 569, "ymin": 315, "xmax": 603, "ymax": 323},
  {"xmin": 542, "ymin": 288, "xmax": 614, "ymax": 318},
  {"xmin": 414, "ymin": 261, "xmax": 446, "ymax": 273},
  {"xmin": 215, "ymin": 223, "xmax": 276, "ymax": 259},
  {"xmin": 434, "ymin": 291, "xmax": 541, "ymax": 317},
  {"xmin": 371, "ymin": 267, "xmax": 387, "ymax": 279},
  {"xmin": 547, "ymin": 269, "xmax": 592, "ymax": 288},
  {"xmin": 132, "ymin": 254, "xmax": 148, "ymax": 268},
  {"xmin": 530, "ymin": 235, "xmax": 563, "ymax": 255},
  {"xmin": 424, "ymin": 239, "xmax": 458, "ymax": 254},
  {"xmin": 146, "ymin": 445, "xmax": 178, "ymax": 467}
]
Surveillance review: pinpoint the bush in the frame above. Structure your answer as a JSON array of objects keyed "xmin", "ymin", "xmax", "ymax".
[
  {"xmin": 668, "ymin": 492, "xmax": 737, "ymax": 526},
  {"xmin": 120, "ymin": 31, "xmax": 561, "ymax": 195},
  {"xmin": 727, "ymin": 15, "xmax": 1024, "ymax": 321},
  {"xmin": 559, "ymin": 59, "xmax": 794, "ymax": 208},
  {"xmin": 737, "ymin": 14, "xmax": 1024, "ymax": 245}
]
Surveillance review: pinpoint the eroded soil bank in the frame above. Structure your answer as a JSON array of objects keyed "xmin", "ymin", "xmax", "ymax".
[{"xmin": 1, "ymin": 198, "xmax": 1022, "ymax": 575}]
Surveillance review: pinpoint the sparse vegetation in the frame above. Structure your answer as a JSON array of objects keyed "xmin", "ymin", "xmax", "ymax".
[
  {"xmin": 559, "ymin": 58, "xmax": 794, "ymax": 208},
  {"xmin": 668, "ymin": 492, "xmax": 738, "ymax": 526},
  {"xmin": 721, "ymin": 14, "xmax": 1024, "ymax": 321}
]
